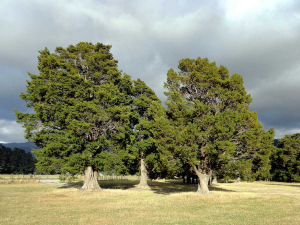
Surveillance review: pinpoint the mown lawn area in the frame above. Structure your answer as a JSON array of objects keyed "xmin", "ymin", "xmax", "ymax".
[{"xmin": 0, "ymin": 180, "xmax": 299, "ymax": 225}]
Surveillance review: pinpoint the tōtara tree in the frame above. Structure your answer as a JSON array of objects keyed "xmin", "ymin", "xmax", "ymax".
[
  {"xmin": 134, "ymin": 100, "xmax": 182, "ymax": 186},
  {"xmin": 164, "ymin": 57, "xmax": 272, "ymax": 193},
  {"xmin": 15, "ymin": 42, "xmax": 132, "ymax": 190},
  {"xmin": 106, "ymin": 76, "xmax": 162, "ymax": 185},
  {"xmin": 129, "ymin": 80, "xmax": 161, "ymax": 187},
  {"xmin": 270, "ymin": 133, "xmax": 300, "ymax": 182}
]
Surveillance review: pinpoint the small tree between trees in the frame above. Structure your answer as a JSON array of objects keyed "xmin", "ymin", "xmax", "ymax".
[
  {"xmin": 128, "ymin": 79, "xmax": 161, "ymax": 187},
  {"xmin": 133, "ymin": 101, "xmax": 183, "ymax": 186},
  {"xmin": 107, "ymin": 78, "xmax": 163, "ymax": 187}
]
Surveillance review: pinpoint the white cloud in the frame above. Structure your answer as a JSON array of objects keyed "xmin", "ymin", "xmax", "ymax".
[
  {"xmin": 275, "ymin": 128, "xmax": 300, "ymax": 139},
  {"xmin": 0, "ymin": 120, "xmax": 26, "ymax": 143}
]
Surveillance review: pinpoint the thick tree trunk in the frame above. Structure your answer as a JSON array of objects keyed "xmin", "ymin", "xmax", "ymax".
[
  {"xmin": 81, "ymin": 166, "xmax": 101, "ymax": 190},
  {"xmin": 197, "ymin": 173, "xmax": 210, "ymax": 194},
  {"xmin": 192, "ymin": 165, "xmax": 210, "ymax": 194},
  {"xmin": 236, "ymin": 177, "xmax": 241, "ymax": 183},
  {"xmin": 138, "ymin": 155, "xmax": 149, "ymax": 187}
]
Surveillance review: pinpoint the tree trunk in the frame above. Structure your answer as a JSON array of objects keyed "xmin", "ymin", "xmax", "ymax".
[
  {"xmin": 192, "ymin": 165, "xmax": 210, "ymax": 194},
  {"xmin": 81, "ymin": 166, "xmax": 101, "ymax": 190},
  {"xmin": 236, "ymin": 177, "xmax": 241, "ymax": 183},
  {"xmin": 197, "ymin": 173, "xmax": 210, "ymax": 194},
  {"xmin": 208, "ymin": 170, "xmax": 212, "ymax": 186},
  {"xmin": 212, "ymin": 175, "xmax": 218, "ymax": 183},
  {"xmin": 138, "ymin": 155, "xmax": 149, "ymax": 187}
]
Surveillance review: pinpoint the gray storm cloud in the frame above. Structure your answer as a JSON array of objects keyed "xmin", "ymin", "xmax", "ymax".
[{"xmin": 0, "ymin": 0, "xmax": 299, "ymax": 142}]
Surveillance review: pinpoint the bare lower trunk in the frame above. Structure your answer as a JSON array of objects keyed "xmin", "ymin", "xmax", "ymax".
[
  {"xmin": 192, "ymin": 165, "xmax": 210, "ymax": 194},
  {"xmin": 138, "ymin": 156, "xmax": 148, "ymax": 187},
  {"xmin": 236, "ymin": 177, "xmax": 241, "ymax": 183},
  {"xmin": 212, "ymin": 175, "xmax": 218, "ymax": 183},
  {"xmin": 197, "ymin": 173, "xmax": 210, "ymax": 194},
  {"xmin": 81, "ymin": 166, "xmax": 101, "ymax": 190},
  {"xmin": 208, "ymin": 170, "xmax": 212, "ymax": 186}
]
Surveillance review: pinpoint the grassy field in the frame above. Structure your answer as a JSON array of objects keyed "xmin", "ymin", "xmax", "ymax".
[{"xmin": 0, "ymin": 179, "xmax": 299, "ymax": 225}]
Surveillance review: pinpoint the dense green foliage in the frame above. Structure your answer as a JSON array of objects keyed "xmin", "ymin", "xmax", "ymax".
[
  {"xmin": 14, "ymin": 42, "xmax": 286, "ymax": 188},
  {"xmin": 271, "ymin": 133, "xmax": 300, "ymax": 182},
  {"xmin": 14, "ymin": 42, "xmax": 164, "ymax": 181},
  {"xmin": 15, "ymin": 42, "xmax": 134, "ymax": 175},
  {"xmin": 0, "ymin": 145, "xmax": 36, "ymax": 174},
  {"xmin": 136, "ymin": 101, "xmax": 183, "ymax": 179},
  {"xmin": 111, "ymin": 78, "xmax": 160, "ymax": 174},
  {"xmin": 163, "ymin": 57, "xmax": 274, "ymax": 191}
]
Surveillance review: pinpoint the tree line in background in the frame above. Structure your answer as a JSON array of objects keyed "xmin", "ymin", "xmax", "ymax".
[
  {"xmin": 0, "ymin": 145, "xmax": 36, "ymax": 174},
  {"xmin": 271, "ymin": 134, "xmax": 300, "ymax": 182},
  {"xmin": 13, "ymin": 42, "xmax": 299, "ymax": 193}
]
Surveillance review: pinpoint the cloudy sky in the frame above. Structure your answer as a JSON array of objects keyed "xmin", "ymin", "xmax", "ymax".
[{"xmin": 0, "ymin": 0, "xmax": 300, "ymax": 143}]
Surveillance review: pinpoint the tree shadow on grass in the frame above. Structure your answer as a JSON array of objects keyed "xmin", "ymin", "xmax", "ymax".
[
  {"xmin": 147, "ymin": 180, "xmax": 237, "ymax": 195},
  {"xmin": 57, "ymin": 181, "xmax": 82, "ymax": 189},
  {"xmin": 266, "ymin": 183, "xmax": 300, "ymax": 188},
  {"xmin": 57, "ymin": 179, "xmax": 139, "ymax": 190},
  {"xmin": 99, "ymin": 179, "xmax": 139, "ymax": 190},
  {"xmin": 57, "ymin": 179, "xmax": 237, "ymax": 194}
]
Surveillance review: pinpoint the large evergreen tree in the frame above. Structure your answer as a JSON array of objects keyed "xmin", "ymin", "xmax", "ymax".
[
  {"xmin": 15, "ymin": 42, "xmax": 132, "ymax": 190},
  {"xmin": 164, "ymin": 57, "xmax": 273, "ymax": 193}
]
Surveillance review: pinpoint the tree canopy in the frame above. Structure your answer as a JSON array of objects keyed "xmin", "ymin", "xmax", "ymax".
[
  {"xmin": 14, "ymin": 43, "xmax": 283, "ymax": 192},
  {"xmin": 15, "ymin": 42, "xmax": 134, "ymax": 189},
  {"xmin": 163, "ymin": 57, "xmax": 274, "ymax": 193}
]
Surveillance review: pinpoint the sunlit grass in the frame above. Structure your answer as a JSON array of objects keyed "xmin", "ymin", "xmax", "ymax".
[{"xmin": 0, "ymin": 180, "xmax": 299, "ymax": 224}]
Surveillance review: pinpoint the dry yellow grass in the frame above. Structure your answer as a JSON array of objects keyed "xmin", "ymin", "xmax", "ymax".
[{"xmin": 0, "ymin": 180, "xmax": 299, "ymax": 225}]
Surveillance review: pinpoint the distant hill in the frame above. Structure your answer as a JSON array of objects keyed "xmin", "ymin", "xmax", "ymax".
[{"xmin": 1, "ymin": 142, "xmax": 39, "ymax": 153}]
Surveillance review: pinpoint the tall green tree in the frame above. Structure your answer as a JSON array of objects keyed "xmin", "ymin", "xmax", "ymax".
[
  {"xmin": 271, "ymin": 133, "xmax": 300, "ymax": 182},
  {"xmin": 15, "ymin": 42, "xmax": 132, "ymax": 190},
  {"xmin": 164, "ymin": 57, "xmax": 272, "ymax": 193},
  {"xmin": 111, "ymin": 78, "xmax": 163, "ymax": 187},
  {"xmin": 130, "ymin": 79, "xmax": 162, "ymax": 187},
  {"xmin": 96, "ymin": 73, "xmax": 164, "ymax": 187},
  {"xmin": 131, "ymin": 98, "xmax": 183, "ymax": 187}
]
